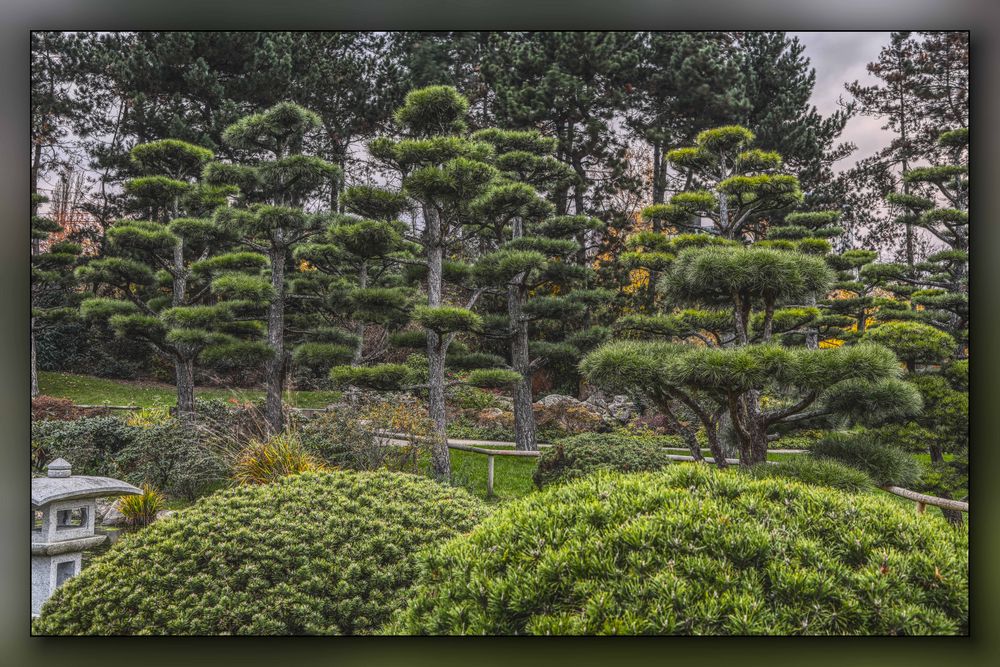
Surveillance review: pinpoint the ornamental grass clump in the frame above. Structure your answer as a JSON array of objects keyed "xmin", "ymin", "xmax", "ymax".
[
  {"xmin": 388, "ymin": 466, "xmax": 968, "ymax": 635},
  {"xmin": 33, "ymin": 470, "xmax": 489, "ymax": 635},
  {"xmin": 231, "ymin": 432, "xmax": 326, "ymax": 485},
  {"xmin": 116, "ymin": 484, "xmax": 164, "ymax": 528}
]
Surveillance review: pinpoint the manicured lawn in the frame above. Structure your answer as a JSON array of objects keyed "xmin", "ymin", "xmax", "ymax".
[{"xmin": 37, "ymin": 371, "xmax": 342, "ymax": 409}]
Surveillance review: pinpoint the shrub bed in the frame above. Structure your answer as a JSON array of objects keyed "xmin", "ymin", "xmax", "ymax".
[
  {"xmin": 31, "ymin": 416, "xmax": 228, "ymax": 499},
  {"xmin": 388, "ymin": 466, "xmax": 968, "ymax": 635},
  {"xmin": 34, "ymin": 470, "xmax": 489, "ymax": 635},
  {"xmin": 532, "ymin": 432, "xmax": 674, "ymax": 489}
]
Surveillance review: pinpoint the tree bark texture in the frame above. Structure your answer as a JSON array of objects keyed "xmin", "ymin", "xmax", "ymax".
[
  {"xmin": 265, "ymin": 247, "xmax": 287, "ymax": 434},
  {"xmin": 423, "ymin": 206, "xmax": 451, "ymax": 480},
  {"xmin": 509, "ymin": 281, "xmax": 537, "ymax": 451}
]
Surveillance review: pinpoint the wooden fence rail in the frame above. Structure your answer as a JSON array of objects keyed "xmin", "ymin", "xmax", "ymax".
[{"xmin": 70, "ymin": 406, "xmax": 966, "ymax": 511}]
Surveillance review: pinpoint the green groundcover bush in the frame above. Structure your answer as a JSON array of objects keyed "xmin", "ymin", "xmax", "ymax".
[
  {"xmin": 532, "ymin": 432, "xmax": 674, "ymax": 489},
  {"xmin": 747, "ymin": 457, "xmax": 874, "ymax": 493},
  {"xmin": 387, "ymin": 466, "xmax": 968, "ymax": 635},
  {"xmin": 34, "ymin": 470, "xmax": 489, "ymax": 635}
]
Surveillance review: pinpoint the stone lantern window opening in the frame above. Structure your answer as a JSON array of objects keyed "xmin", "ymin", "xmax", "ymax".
[
  {"xmin": 56, "ymin": 506, "xmax": 88, "ymax": 530},
  {"xmin": 55, "ymin": 560, "xmax": 76, "ymax": 587}
]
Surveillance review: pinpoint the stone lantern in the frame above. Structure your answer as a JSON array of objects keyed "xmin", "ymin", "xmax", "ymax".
[{"xmin": 31, "ymin": 458, "xmax": 141, "ymax": 617}]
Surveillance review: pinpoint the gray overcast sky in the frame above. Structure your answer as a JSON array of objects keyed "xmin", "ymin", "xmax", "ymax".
[{"xmin": 792, "ymin": 31, "xmax": 892, "ymax": 170}]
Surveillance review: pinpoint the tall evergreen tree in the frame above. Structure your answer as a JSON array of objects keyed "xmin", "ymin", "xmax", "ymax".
[
  {"xmin": 736, "ymin": 32, "xmax": 854, "ymax": 201},
  {"xmin": 327, "ymin": 86, "xmax": 502, "ymax": 479},
  {"xmin": 481, "ymin": 32, "xmax": 640, "ymax": 235},
  {"xmin": 866, "ymin": 128, "xmax": 969, "ymax": 355},
  {"xmin": 846, "ymin": 32, "xmax": 928, "ymax": 266},
  {"xmin": 469, "ymin": 128, "xmax": 605, "ymax": 449},
  {"xmin": 207, "ymin": 102, "xmax": 340, "ymax": 432},
  {"xmin": 622, "ymin": 32, "xmax": 749, "ymax": 207},
  {"xmin": 31, "ymin": 193, "xmax": 81, "ymax": 397},
  {"xmin": 76, "ymin": 139, "xmax": 268, "ymax": 415}
]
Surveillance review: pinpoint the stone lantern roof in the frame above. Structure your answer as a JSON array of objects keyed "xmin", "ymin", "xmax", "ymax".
[{"xmin": 31, "ymin": 459, "xmax": 142, "ymax": 509}]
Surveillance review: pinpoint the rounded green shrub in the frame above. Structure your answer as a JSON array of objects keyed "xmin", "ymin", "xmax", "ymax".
[
  {"xmin": 532, "ymin": 432, "xmax": 673, "ymax": 489},
  {"xmin": 811, "ymin": 431, "xmax": 924, "ymax": 487},
  {"xmin": 746, "ymin": 457, "xmax": 874, "ymax": 493},
  {"xmin": 34, "ymin": 470, "xmax": 489, "ymax": 635},
  {"xmin": 388, "ymin": 466, "xmax": 968, "ymax": 635}
]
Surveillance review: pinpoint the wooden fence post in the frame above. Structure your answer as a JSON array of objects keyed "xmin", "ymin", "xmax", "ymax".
[{"xmin": 487, "ymin": 456, "xmax": 495, "ymax": 497}]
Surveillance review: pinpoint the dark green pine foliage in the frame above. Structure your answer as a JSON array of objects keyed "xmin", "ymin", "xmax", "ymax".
[
  {"xmin": 76, "ymin": 139, "xmax": 268, "ymax": 416},
  {"xmin": 735, "ymin": 32, "xmax": 855, "ymax": 202},
  {"xmin": 31, "ymin": 194, "xmax": 81, "ymax": 397},
  {"xmin": 586, "ymin": 241, "xmax": 922, "ymax": 467},
  {"xmin": 328, "ymin": 86, "xmax": 503, "ymax": 480},
  {"xmin": 481, "ymin": 32, "xmax": 640, "ymax": 230},
  {"xmin": 292, "ymin": 186, "xmax": 417, "ymax": 380},
  {"xmin": 206, "ymin": 102, "xmax": 341, "ymax": 432},
  {"xmin": 622, "ymin": 32, "xmax": 750, "ymax": 206},
  {"xmin": 645, "ymin": 126, "xmax": 803, "ymax": 242},
  {"xmin": 867, "ymin": 128, "xmax": 969, "ymax": 355},
  {"xmin": 72, "ymin": 33, "xmax": 403, "ymax": 208},
  {"xmin": 470, "ymin": 128, "xmax": 605, "ymax": 449}
]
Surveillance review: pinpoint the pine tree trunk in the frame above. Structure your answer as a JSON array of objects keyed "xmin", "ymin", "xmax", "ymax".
[
  {"xmin": 30, "ymin": 323, "xmax": 39, "ymax": 398},
  {"xmin": 805, "ymin": 294, "xmax": 819, "ymax": 349},
  {"xmin": 509, "ymin": 281, "xmax": 537, "ymax": 451},
  {"xmin": 265, "ymin": 247, "xmax": 287, "ymax": 434},
  {"xmin": 352, "ymin": 262, "xmax": 368, "ymax": 365},
  {"xmin": 733, "ymin": 391, "xmax": 769, "ymax": 467},
  {"xmin": 424, "ymin": 206, "xmax": 450, "ymax": 480},
  {"xmin": 652, "ymin": 142, "xmax": 665, "ymax": 210},
  {"xmin": 175, "ymin": 356, "xmax": 196, "ymax": 418}
]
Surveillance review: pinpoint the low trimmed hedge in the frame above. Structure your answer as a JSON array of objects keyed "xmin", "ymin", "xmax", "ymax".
[
  {"xmin": 34, "ymin": 470, "xmax": 488, "ymax": 635},
  {"xmin": 532, "ymin": 432, "xmax": 674, "ymax": 489},
  {"xmin": 388, "ymin": 466, "xmax": 968, "ymax": 635}
]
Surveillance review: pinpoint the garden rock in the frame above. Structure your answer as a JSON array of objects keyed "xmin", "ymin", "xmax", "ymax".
[
  {"xmin": 96, "ymin": 499, "xmax": 124, "ymax": 527},
  {"xmin": 475, "ymin": 407, "xmax": 514, "ymax": 430},
  {"xmin": 605, "ymin": 395, "xmax": 637, "ymax": 424},
  {"xmin": 532, "ymin": 395, "xmax": 606, "ymax": 434}
]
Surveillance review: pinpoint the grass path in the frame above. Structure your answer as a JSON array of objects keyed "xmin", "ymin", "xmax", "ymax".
[{"xmin": 37, "ymin": 371, "xmax": 342, "ymax": 409}]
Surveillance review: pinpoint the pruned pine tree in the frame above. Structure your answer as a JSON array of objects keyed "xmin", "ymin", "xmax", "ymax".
[
  {"xmin": 821, "ymin": 248, "xmax": 890, "ymax": 343},
  {"xmin": 468, "ymin": 128, "xmax": 605, "ymax": 450},
  {"xmin": 76, "ymin": 139, "xmax": 268, "ymax": 417},
  {"xmin": 589, "ymin": 243, "xmax": 922, "ymax": 467},
  {"xmin": 292, "ymin": 186, "xmax": 416, "ymax": 378},
  {"xmin": 757, "ymin": 210, "xmax": 844, "ymax": 349},
  {"xmin": 327, "ymin": 86, "xmax": 502, "ymax": 480},
  {"xmin": 206, "ymin": 102, "xmax": 341, "ymax": 433},
  {"xmin": 643, "ymin": 126, "xmax": 802, "ymax": 241},
  {"xmin": 868, "ymin": 128, "xmax": 969, "ymax": 356},
  {"xmin": 31, "ymin": 193, "xmax": 81, "ymax": 397}
]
